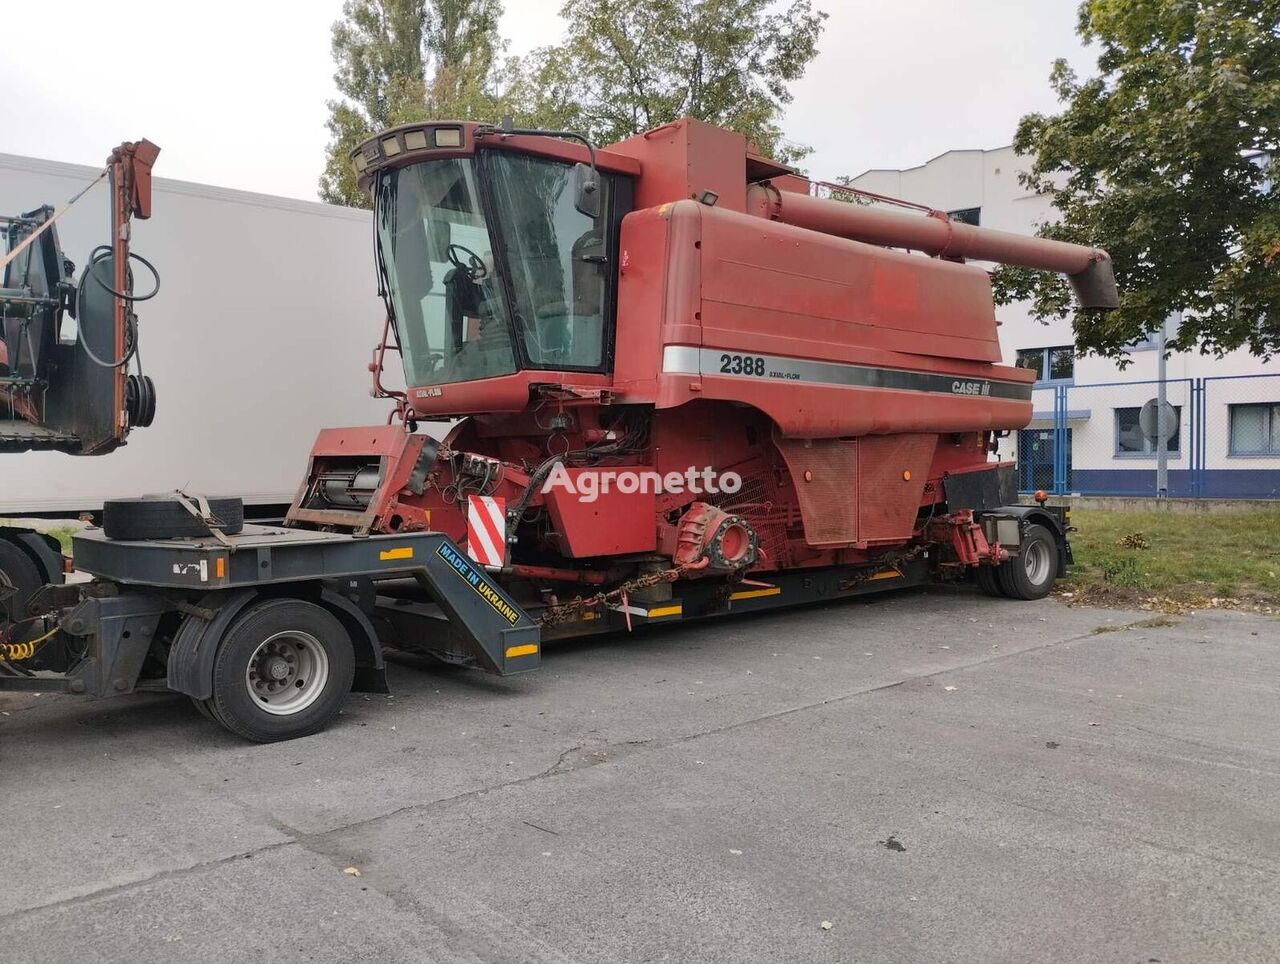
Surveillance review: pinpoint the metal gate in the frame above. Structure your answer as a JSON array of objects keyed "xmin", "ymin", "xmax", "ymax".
[{"xmin": 1017, "ymin": 427, "xmax": 1070, "ymax": 494}]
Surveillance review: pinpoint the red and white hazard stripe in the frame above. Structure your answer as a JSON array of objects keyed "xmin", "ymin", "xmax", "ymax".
[{"xmin": 466, "ymin": 495, "xmax": 507, "ymax": 569}]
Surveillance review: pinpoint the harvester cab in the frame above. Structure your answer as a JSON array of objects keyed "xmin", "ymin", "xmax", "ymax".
[{"xmin": 365, "ymin": 122, "xmax": 626, "ymax": 394}]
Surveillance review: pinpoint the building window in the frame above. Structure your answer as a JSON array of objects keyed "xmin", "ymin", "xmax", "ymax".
[
  {"xmin": 1115, "ymin": 406, "xmax": 1181, "ymax": 456},
  {"xmin": 1127, "ymin": 314, "xmax": 1181, "ymax": 352},
  {"xmin": 948, "ymin": 207, "xmax": 980, "ymax": 226},
  {"xmin": 1015, "ymin": 346, "xmax": 1073, "ymax": 383},
  {"xmin": 1229, "ymin": 403, "xmax": 1280, "ymax": 456}
]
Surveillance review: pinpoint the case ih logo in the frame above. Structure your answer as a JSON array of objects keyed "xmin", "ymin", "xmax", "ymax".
[{"xmin": 951, "ymin": 380, "xmax": 992, "ymax": 396}]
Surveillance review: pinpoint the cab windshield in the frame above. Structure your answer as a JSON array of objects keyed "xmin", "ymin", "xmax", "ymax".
[
  {"xmin": 374, "ymin": 152, "xmax": 612, "ymax": 388},
  {"xmin": 485, "ymin": 152, "xmax": 610, "ymax": 369},
  {"xmin": 375, "ymin": 158, "xmax": 516, "ymax": 386}
]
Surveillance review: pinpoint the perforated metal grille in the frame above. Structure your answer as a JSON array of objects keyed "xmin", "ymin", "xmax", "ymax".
[
  {"xmin": 771, "ymin": 436, "xmax": 859, "ymax": 546},
  {"xmin": 710, "ymin": 464, "xmax": 788, "ymax": 563},
  {"xmin": 856, "ymin": 434, "xmax": 937, "ymax": 543}
]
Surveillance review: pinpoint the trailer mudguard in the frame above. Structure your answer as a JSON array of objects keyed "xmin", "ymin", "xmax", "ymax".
[
  {"xmin": 0, "ymin": 528, "xmax": 65, "ymax": 587},
  {"xmin": 166, "ymin": 588, "xmax": 260, "ymax": 700},
  {"xmin": 319, "ymin": 587, "xmax": 388, "ymax": 694},
  {"xmin": 979, "ymin": 504, "xmax": 1073, "ymax": 572}
]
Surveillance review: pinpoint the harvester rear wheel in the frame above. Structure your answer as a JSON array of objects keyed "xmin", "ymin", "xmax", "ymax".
[
  {"xmin": 996, "ymin": 524, "xmax": 1058, "ymax": 601},
  {"xmin": 974, "ymin": 565, "xmax": 1005, "ymax": 597}
]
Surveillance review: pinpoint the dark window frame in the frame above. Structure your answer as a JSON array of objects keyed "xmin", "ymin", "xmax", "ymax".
[
  {"xmin": 476, "ymin": 149, "xmax": 634, "ymax": 376},
  {"xmin": 1015, "ymin": 345, "xmax": 1074, "ymax": 384},
  {"xmin": 1228, "ymin": 402, "xmax": 1280, "ymax": 457},
  {"xmin": 1114, "ymin": 405, "xmax": 1182, "ymax": 458}
]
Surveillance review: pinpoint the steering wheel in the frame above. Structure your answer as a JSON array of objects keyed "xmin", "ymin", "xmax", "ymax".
[{"xmin": 447, "ymin": 243, "xmax": 487, "ymax": 280}]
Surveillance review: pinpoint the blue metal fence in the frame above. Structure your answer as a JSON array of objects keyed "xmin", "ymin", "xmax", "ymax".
[{"xmin": 1013, "ymin": 373, "xmax": 1280, "ymax": 499}]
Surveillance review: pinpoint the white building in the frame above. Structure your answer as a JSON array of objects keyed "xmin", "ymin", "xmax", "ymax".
[{"xmin": 850, "ymin": 148, "xmax": 1279, "ymax": 499}]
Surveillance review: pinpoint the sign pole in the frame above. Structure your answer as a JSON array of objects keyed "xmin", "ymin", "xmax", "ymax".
[{"xmin": 1156, "ymin": 314, "xmax": 1173, "ymax": 499}]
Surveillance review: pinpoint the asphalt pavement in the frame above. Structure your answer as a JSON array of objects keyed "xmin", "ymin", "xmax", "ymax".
[{"xmin": 1, "ymin": 585, "xmax": 1277, "ymax": 963}]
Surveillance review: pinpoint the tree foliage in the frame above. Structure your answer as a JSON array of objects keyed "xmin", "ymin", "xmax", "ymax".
[
  {"xmin": 320, "ymin": 0, "xmax": 507, "ymax": 206},
  {"xmin": 525, "ymin": 0, "xmax": 826, "ymax": 163},
  {"xmin": 320, "ymin": 0, "xmax": 828, "ymax": 205},
  {"xmin": 994, "ymin": 0, "xmax": 1280, "ymax": 361}
]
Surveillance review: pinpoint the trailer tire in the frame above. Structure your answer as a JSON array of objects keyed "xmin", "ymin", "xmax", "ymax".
[
  {"xmin": 103, "ymin": 494, "xmax": 245, "ymax": 541},
  {"xmin": 0, "ymin": 539, "xmax": 44, "ymax": 637},
  {"xmin": 974, "ymin": 565, "xmax": 1005, "ymax": 598},
  {"xmin": 190, "ymin": 697, "xmax": 217, "ymax": 723},
  {"xmin": 208, "ymin": 598, "xmax": 354, "ymax": 742},
  {"xmin": 996, "ymin": 524, "xmax": 1058, "ymax": 601}
]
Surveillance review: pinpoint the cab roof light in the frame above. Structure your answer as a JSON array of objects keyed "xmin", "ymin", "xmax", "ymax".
[
  {"xmin": 434, "ymin": 127, "xmax": 463, "ymax": 148},
  {"xmin": 381, "ymin": 136, "xmax": 402, "ymax": 157},
  {"xmin": 403, "ymin": 129, "xmax": 428, "ymax": 150}
]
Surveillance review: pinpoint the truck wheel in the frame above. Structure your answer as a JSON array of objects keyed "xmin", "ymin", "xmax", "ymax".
[
  {"xmin": 0, "ymin": 539, "xmax": 43, "ymax": 637},
  {"xmin": 996, "ymin": 524, "xmax": 1059, "ymax": 600},
  {"xmin": 208, "ymin": 599, "xmax": 354, "ymax": 742},
  {"xmin": 103, "ymin": 494, "xmax": 245, "ymax": 541}
]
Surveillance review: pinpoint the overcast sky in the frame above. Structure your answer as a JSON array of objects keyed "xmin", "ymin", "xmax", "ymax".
[{"xmin": 2, "ymin": 0, "xmax": 1094, "ymax": 202}]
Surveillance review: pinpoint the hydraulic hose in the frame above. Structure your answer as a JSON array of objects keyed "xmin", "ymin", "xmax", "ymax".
[{"xmin": 75, "ymin": 245, "xmax": 161, "ymax": 369}]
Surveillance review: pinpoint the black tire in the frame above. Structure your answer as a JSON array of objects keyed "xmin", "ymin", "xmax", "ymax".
[
  {"xmin": 975, "ymin": 564, "xmax": 1005, "ymax": 598},
  {"xmin": 0, "ymin": 538, "xmax": 43, "ymax": 638},
  {"xmin": 103, "ymin": 494, "xmax": 244, "ymax": 541},
  {"xmin": 208, "ymin": 598, "xmax": 354, "ymax": 743},
  {"xmin": 996, "ymin": 523, "xmax": 1059, "ymax": 601},
  {"xmin": 13, "ymin": 531, "xmax": 64, "ymax": 587},
  {"xmin": 190, "ymin": 697, "xmax": 217, "ymax": 722}
]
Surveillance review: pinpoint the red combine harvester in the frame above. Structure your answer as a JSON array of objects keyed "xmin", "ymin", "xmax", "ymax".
[
  {"xmin": 4, "ymin": 119, "xmax": 1113, "ymax": 741},
  {"xmin": 291, "ymin": 118, "xmax": 1109, "ymax": 619}
]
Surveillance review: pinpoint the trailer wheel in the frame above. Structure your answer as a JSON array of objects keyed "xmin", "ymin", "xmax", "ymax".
[
  {"xmin": 208, "ymin": 599, "xmax": 354, "ymax": 742},
  {"xmin": 996, "ymin": 524, "xmax": 1058, "ymax": 600},
  {"xmin": 0, "ymin": 539, "xmax": 44, "ymax": 638}
]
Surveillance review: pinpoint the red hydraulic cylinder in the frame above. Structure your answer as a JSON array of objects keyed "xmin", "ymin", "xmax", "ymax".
[{"xmin": 746, "ymin": 182, "xmax": 1118, "ymax": 310}]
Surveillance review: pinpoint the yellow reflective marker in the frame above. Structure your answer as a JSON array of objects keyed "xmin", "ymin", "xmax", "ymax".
[
  {"xmin": 379, "ymin": 547, "xmax": 414, "ymax": 561},
  {"xmin": 647, "ymin": 604, "xmax": 683, "ymax": 618},
  {"xmin": 729, "ymin": 587, "xmax": 781, "ymax": 601},
  {"xmin": 870, "ymin": 570, "xmax": 900, "ymax": 581},
  {"xmin": 505, "ymin": 644, "xmax": 539, "ymax": 659}
]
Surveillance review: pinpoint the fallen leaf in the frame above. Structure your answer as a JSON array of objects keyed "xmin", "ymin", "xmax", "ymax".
[
  {"xmin": 943, "ymin": 685, "xmax": 957, "ymax": 692},
  {"xmin": 820, "ymin": 921, "xmax": 833, "ymax": 931},
  {"xmin": 343, "ymin": 866, "xmax": 362, "ymax": 877}
]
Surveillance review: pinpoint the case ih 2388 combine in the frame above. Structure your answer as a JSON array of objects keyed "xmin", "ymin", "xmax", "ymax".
[{"xmin": 1, "ymin": 119, "xmax": 1115, "ymax": 742}]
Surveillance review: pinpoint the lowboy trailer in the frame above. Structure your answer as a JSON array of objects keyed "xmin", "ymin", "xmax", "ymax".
[{"xmin": 1, "ymin": 118, "xmax": 1104, "ymax": 741}]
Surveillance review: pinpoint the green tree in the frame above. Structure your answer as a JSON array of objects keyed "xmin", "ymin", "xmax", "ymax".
[
  {"xmin": 525, "ymin": 0, "xmax": 827, "ymax": 163},
  {"xmin": 319, "ymin": 0, "xmax": 506, "ymax": 206},
  {"xmin": 995, "ymin": 0, "xmax": 1280, "ymax": 361}
]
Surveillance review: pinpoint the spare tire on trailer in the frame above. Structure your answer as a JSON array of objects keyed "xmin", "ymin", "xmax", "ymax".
[{"xmin": 103, "ymin": 494, "xmax": 245, "ymax": 541}]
